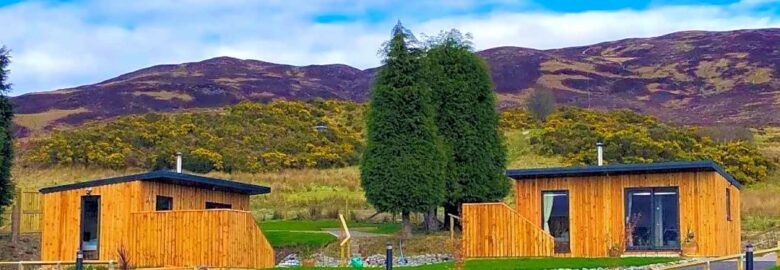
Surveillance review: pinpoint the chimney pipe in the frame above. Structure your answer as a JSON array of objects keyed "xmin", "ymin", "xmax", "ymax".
[
  {"xmin": 175, "ymin": 152, "xmax": 182, "ymax": 173},
  {"xmin": 596, "ymin": 142, "xmax": 604, "ymax": 166}
]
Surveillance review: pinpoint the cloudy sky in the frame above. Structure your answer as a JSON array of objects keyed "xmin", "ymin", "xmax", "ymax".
[{"xmin": 1, "ymin": 0, "xmax": 779, "ymax": 96}]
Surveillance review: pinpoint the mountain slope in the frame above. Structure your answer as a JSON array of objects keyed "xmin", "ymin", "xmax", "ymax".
[{"xmin": 12, "ymin": 28, "xmax": 780, "ymax": 135}]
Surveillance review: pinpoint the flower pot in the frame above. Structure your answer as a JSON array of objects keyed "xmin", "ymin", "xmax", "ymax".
[{"xmin": 681, "ymin": 243, "xmax": 698, "ymax": 256}]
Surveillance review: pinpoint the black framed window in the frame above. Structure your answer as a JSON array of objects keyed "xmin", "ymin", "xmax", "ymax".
[
  {"xmin": 205, "ymin": 202, "xmax": 232, "ymax": 209},
  {"xmin": 726, "ymin": 188, "xmax": 732, "ymax": 221},
  {"xmin": 541, "ymin": 190, "xmax": 570, "ymax": 253},
  {"xmin": 625, "ymin": 187, "xmax": 680, "ymax": 250},
  {"xmin": 156, "ymin": 196, "xmax": 173, "ymax": 211}
]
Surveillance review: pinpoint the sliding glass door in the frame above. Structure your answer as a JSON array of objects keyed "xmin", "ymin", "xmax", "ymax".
[
  {"xmin": 542, "ymin": 191, "xmax": 570, "ymax": 253},
  {"xmin": 625, "ymin": 187, "xmax": 680, "ymax": 250}
]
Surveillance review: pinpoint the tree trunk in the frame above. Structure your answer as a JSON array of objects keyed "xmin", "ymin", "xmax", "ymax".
[
  {"xmin": 424, "ymin": 208, "xmax": 442, "ymax": 232},
  {"xmin": 401, "ymin": 211, "xmax": 413, "ymax": 238}
]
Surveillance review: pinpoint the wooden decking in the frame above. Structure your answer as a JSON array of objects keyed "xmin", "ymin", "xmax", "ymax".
[
  {"xmin": 129, "ymin": 209, "xmax": 275, "ymax": 269},
  {"xmin": 461, "ymin": 203, "xmax": 555, "ymax": 258}
]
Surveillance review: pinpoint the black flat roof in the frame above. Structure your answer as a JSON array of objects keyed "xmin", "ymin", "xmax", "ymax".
[
  {"xmin": 39, "ymin": 170, "xmax": 271, "ymax": 195},
  {"xmin": 506, "ymin": 160, "xmax": 742, "ymax": 189}
]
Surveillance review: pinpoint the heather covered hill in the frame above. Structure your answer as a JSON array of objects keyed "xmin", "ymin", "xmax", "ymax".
[{"xmin": 11, "ymin": 28, "xmax": 780, "ymax": 135}]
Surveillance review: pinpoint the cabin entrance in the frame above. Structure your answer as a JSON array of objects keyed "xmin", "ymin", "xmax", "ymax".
[
  {"xmin": 625, "ymin": 187, "xmax": 680, "ymax": 250},
  {"xmin": 80, "ymin": 196, "xmax": 100, "ymax": 259},
  {"xmin": 541, "ymin": 190, "xmax": 570, "ymax": 253}
]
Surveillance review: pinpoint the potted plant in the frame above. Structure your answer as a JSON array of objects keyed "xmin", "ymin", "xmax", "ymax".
[
  {"xmin": 681, "ymin": 229, "xmax": 697, "ymax": 256},
  {"xmin": 608, "ymin": 243, "xmax": 623, "ymax": 257}
]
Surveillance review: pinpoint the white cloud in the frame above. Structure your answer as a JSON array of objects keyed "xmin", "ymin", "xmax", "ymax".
[{"xmin": 0, "ymin": 0, "xmax": 778, "ymax": 95}]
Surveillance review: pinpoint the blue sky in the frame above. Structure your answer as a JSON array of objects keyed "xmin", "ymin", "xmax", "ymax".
[{"xmin": 1, "ymin": 0, "xmax": 778, "ymax": 96}]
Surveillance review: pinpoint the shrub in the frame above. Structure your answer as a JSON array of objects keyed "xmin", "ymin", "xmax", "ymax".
[{"xmin": 531, "ymin": 107, "xmax": 774, "ymax": 185}]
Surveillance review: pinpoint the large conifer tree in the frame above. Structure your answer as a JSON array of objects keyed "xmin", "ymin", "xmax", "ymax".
[
  {"xmin": 361, "ymin": 23, "xmax": 445, "ymax": 237},
  {"xmin": 426, "ymin": 31, "xmax": 509, "ymax": 223},
  {"xmin": 0, "ymin": 47, "xmax": 14, "ymax": 226}
]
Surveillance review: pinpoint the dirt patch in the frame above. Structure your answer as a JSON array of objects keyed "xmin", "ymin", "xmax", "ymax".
[{"xmin": 0, "ymin": 234, "xmax": 41, "ymax": 262}]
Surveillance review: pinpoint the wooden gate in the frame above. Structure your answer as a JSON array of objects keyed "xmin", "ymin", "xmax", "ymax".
[{"xmin": 0, "ymin": 189, "xmax": 42, "ymax": 234}]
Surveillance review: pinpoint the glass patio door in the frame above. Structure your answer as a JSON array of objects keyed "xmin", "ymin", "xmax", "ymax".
[{"xmin": 625, "ymin": 187, "xmax": 680, "ymax": 250}]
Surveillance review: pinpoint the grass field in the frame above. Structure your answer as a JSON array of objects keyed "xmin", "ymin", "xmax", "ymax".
[
  {"xmin": 259, "ymin": 219, "xmax": 401, "ymax": 248},
  {"xmin": 290, "ymin": 257, "xmax": 680, "ymax": 269},
  {"xmin": 264, "ymin": 231, "xmax": 337, "ymax": 248},
  {"xmin": 260, "ymin": 219, "xmax": 401, "ymax": 234}
]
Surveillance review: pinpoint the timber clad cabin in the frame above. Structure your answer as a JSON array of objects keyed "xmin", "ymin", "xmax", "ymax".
[
  {"xmin": 39, "ymin": 171, "xmax": 275, "ymax": 268},
  {"xmin": 462, "ymin": 160, "xmax": 741, "ymax": 258}
]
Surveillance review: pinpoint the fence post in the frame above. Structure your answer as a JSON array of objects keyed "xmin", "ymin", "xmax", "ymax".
[
  {"xmin": 704, "ymin": 260, "xmax": 711, "ymax": 270},
  {"xmin": 17, "ymin": 262, "xmax": 23, "ymax": 270},
  {"xmin": 10, "ymin": 188, "xmax": 21, "ymax": 244},
  {"xmin": 449, "ymin": 215, "xmax": 455, "ymax": 240},
  {"xmin": 737, "ymin": 254, "xmax": 744, "ymax": 270},
  {"xmin": 776, "ymin": 241, "xmax": 780, "ymax": 267}
]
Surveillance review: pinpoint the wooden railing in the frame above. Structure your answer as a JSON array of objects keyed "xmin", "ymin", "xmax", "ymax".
[
  {"xmin": 461, "ymin": 203, "xmax": 555, "ymax": 258},
  {"xmin": 0, "ymin": 260, "xmax": 115, "ymax": 270},
  {"xmin": 659, "ymin": 241, "xmax": 780, "ymax": 270},
  {"xmin": 129, "ymin": 209, "xmax": 274, "ymax": 269}
]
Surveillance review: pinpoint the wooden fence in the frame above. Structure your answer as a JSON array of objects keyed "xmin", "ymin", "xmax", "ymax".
[
  {"xmin": 0, "ymin": 260, "xmax": 115, "ymax": 270},
  {"xmin": 659, "ymin": 241, "xmax": 780, "ymax": 270},
  {"xmin": 461, "ymin": 203, "xmax": 555, "ymax": 258},
  {"xmin": 129, "ymin": 209, "xmax": 275, "ymax": 269},
  {"xmin": 0, "ymin": 189, "xmax": 42, "ymax": 235}
]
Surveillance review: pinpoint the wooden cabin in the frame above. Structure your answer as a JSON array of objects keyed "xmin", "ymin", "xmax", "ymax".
[
  {"xmin": 39, "ymin": 171, "xmax": 275, "ymax": 268},
  {"xmin": 462, "ymin": 160, "xmax": 741, "ymax": 258}
]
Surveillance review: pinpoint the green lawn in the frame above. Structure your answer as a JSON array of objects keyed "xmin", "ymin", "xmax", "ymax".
[
  {"xmin": 284, "ymin": 257, "xmax": 679, "ymax": 269},
  {"xmin": 260, "ymin": 219, "xmax": 401, "ymax": 248},
  {"xmin": 464, "ymin": 257, "xmax": 679, "ymax": 269},
  {"xmin": 264, "ymin": 231, "xmax": 337, "ymax": 247},
  {"xmin": 260, "ymin": 219, "xmax": 401, "ymax": 234}
]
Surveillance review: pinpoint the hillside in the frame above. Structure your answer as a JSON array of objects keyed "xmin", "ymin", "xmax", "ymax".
[
  {"xmin": 11, "ymin": 28, "xmax": 780, "ymax": 135},
  {"xmin": 12, "ymin": 102, "xmax": 777, "ymax": 224}
]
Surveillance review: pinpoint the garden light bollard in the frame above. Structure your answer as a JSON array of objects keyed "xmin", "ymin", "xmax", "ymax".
[
  {"xmin": 75, "ymin": 250, "xmax": 84, "ymax": 270},
  {"xmin": 385, "ymin": 241, "xmax": 393, "ymax": 270},
  {"xmin": 745, "ymin": 243, "xmax": 754, "ymax": 270}
]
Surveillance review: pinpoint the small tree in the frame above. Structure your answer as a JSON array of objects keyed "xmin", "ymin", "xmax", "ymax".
[
  {"xmin": 0, "ymin": 46, "xmax": 14, "ymax": 226},
  {"xmin": 527, "ymin": 88, "xmax": 555, "ymax": 122},
  {"xmin": 360, "ymin": 22, "xmax": 445, "ymax": 237}
]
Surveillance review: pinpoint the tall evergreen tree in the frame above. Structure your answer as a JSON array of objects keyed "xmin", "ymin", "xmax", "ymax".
[
  {"xmin": 426, "ymin": 31, "xmax": 509, "ymax": 225},
  {"xmin": 0, "ymin": 46, "xmax": 14, "ymax": 226},
  {"xmin": 361, "ymin": 23, "xmax": 445, "ymax": 237}
]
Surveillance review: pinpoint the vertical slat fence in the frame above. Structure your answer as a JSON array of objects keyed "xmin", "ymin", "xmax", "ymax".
[{"xmin": 462, "ymin": 203, "xmax": 555, "ymax": 258}]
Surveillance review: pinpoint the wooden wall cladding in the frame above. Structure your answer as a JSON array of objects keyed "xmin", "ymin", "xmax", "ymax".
[
  {"xmin": 129, "ymin": 210, "xmax": 274, "ymax": 268},
  {"xmin": 462, "ymin": 203, "xmax": 555, "ymax": 258},
  {"xmin": 513, "ymin": 171, "xmax": 740, "ymax": 257}
]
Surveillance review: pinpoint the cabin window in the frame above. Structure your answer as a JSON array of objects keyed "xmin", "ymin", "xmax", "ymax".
[
  {"xmin": 625, "ymin": 187, "xmax": 680, "ymax": 250},
  {"xmin": 541, "ymin": 190, "xmax": 570, "ymax": 253},
  {"xmin": 726, "ymin": 188, "xmax": 732, "ymax": 221},
  {"xmin": 156, "ymin": 196, "xmax": 173, "ymax": 211},
  {"xmin": 205, "ymin": 202, "xmax": 232, "ymax": 209}
]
